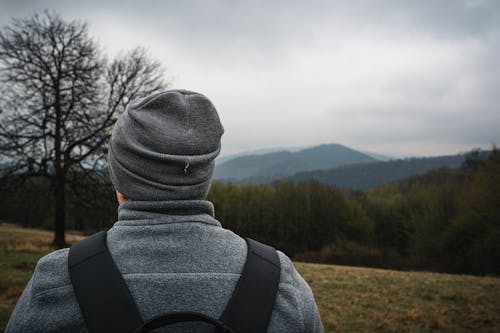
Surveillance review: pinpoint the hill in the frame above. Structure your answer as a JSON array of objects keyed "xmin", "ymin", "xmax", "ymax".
[
  {"xmin": 216, "ymin": 146, "xmax": 305, "ymax": 165},
  {"xmin": 288, "ymin": 152, "xmax": 489, "ymax": 190},
  {"xmin": 214, "ymin": 143, "xmax": 377, "ymax": 180},
  {"xmin": 1, "ymin": 224, "xmax": 499, "ymax": 332}
]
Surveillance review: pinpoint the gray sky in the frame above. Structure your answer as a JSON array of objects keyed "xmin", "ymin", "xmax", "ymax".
[{"xmin": 1, "ymin": 0, "xmax": 499, "ymax": 157}]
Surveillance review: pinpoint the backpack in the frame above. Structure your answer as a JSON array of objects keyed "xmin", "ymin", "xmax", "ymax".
[{"xmin": 68, "ymin": 231, "xmax": 281, "ymax": 333}]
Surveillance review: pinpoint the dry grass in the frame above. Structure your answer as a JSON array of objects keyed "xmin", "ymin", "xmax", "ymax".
[
  {"xmin": 295, "ymin": 262, "xmax": 500, "ymax": 332},
  {"xmin": 0, "ymin": 223, "xmax": 84, "ymax": 330},
  {"xmin": 0, "ymin": 222, "xmax": 84, "ymax": 253},
  {"xmin": 1, "ymin": 224, "xmax": 499, "ymax": 332}
]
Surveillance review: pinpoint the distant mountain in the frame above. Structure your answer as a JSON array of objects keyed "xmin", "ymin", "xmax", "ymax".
[
  {"xmin": 214, "ymin": 143, "xmax": 377, "ymax": 180},
  {"xmin": 216, "ymin": 146, "xmax": 305, "ymax": 165},
  {"xmin": 287, "ymin": 152, "xmax": 489, "ymax": 190}
]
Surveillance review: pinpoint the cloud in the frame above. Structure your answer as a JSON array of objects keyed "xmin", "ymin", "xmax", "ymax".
[{"xmin": 1, "ymin": 0, "xmax": 499, "ymax": 156}]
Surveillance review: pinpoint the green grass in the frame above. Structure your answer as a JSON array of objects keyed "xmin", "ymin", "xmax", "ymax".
[{"xmin": 1, "ymin": 223, "xmax": 499, "ymax": 332}]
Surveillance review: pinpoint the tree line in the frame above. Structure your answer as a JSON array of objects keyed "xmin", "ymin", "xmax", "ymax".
[
  {"xmin": 207, "ymin": 149, "xmax": 499, "ymax": 275},
  {"xmin": 1, "ymin": 148, "xmax": 498, "ymax": 275}
]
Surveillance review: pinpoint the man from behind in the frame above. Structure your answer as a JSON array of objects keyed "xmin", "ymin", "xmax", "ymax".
[{"xmin": 7, "ymin": 89, "xmax": 324, "ymax": 332}]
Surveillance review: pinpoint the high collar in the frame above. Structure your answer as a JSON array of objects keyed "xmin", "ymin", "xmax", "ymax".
[{"xmin": 114, "ymin": 200, "xmax": 220, "ymax": 227}]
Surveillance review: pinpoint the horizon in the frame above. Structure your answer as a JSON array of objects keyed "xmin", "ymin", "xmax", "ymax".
[
  {"xmin": 216, "ymin": 141, "xmax": 492, "ymax": 160},
  {"xmin": 1, "ymin": 0, "xmax": 499, "ymax": 157}
]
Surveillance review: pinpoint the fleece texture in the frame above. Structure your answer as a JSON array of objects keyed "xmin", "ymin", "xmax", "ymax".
[
  {"xmin": 6, "ymin": 200, "xmax": 324, "ymax": 332},
  {"xmin": 107, "ymin": 90, "xmax": 224, "ymax": 201}
]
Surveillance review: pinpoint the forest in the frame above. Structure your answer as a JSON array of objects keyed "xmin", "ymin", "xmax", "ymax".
[{"xmin": 1, "ymin": 148, "xmax": 498, "ymax": 276}]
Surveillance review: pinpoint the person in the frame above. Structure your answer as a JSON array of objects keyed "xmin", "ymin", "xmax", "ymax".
[{"xmin": 6, "ymin": 89, "xmax": 324, "ymax": 332}]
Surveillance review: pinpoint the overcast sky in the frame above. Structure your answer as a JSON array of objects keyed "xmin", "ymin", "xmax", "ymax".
[{"xmin": 1, "ymin": 0, "xmax": 499, "ymax": 157}]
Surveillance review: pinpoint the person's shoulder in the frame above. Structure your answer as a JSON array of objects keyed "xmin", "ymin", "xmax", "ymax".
[
  {"xmin": 275, "ymin": 250, "xmax": 299, "ymax": 286},
  {"xmin": 274, "ymin": 250, "xmax": 324, "ymax": 332},
  {"xmin": 31, "ymin": 247, "xmax": 71, "ymax": 296},
  {"xmin": 275, "ymin": 249, "xmax": 313, "ymax": 294},
  {"xmin": 248, "ymin": 243, "xmax": 306, "ymax": 290}
]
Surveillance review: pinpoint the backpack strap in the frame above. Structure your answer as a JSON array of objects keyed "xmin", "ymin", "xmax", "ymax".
[
  {"xmin": 68, "ymin": 233, "xmax": 280, "ymax": 333},
  {"xmin": 219, "ymin": 238, "xmax": 281, "ymax": 333},
  {"xmin": 68, "ymin": 231, "xmax": 143, "ymax": 333}
]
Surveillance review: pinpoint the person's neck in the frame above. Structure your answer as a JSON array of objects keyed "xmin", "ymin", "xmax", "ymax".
[{"xmin": 117, "ymin": 199, "xmax": 215, "ymax": 221}]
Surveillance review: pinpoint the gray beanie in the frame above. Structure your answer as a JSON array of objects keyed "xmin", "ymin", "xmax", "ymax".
[{"xmin": 107, "ymin": 89, "xmax": 224, "ymax": 201}]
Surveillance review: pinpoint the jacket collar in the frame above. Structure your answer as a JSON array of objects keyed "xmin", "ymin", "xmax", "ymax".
[{"xmin": 114, "ymin": 200, "xmax": 220, "ymax": 227}]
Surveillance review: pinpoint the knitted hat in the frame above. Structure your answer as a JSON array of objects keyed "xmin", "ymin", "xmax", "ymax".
[{"xmin": 107, "ymin": 89, "xmax": 224, "ymax": 200}]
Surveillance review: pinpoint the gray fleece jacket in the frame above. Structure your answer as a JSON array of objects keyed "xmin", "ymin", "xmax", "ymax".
[{"xmin": 6, "ymin": 200, "xmax": 323, "ymax": 332}]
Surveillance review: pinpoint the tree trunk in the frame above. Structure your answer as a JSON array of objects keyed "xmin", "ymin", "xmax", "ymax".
[
  {"xmin": 52, "ymin": 73, "xmax": 67, "ymax": 248},
  {"xmin": 52, "ymin": 174, "xmax": 67, "ymax": 248}
]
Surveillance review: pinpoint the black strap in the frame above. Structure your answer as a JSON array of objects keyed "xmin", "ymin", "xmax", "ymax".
[
  {"xmin": 219, "ymin": 238, "xmax": 281, "ymax": 333},
  {"xmin": 68, "ymin": 232, "xmax": 280, "ymax": 333},
  {"xmin": 68, "ymin": 231, "xmax": 143, "ymax": 333}
]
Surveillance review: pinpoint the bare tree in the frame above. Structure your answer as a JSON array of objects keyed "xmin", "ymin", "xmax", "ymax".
[{"xmin": 0, "ymin": 11, "xmax": 168, "ymax": 247}]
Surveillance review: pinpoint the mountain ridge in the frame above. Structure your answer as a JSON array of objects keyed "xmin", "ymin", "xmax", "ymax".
[
  {"xmin": 214, "ymin": 143, "xmax": 377, "ymax": 180},
  {"xmin": 287, "ymin": 154, "xmax": 469, "ymax": 190},
  {"xmin": 214, "ymin": 144, "xmax": 490, "ymax": 189}
]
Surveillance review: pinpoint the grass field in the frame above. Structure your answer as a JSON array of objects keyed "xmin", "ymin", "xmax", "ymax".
[{"xmin": 1, "ymin": 223, "xmax": 499, "ymax": 332}]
